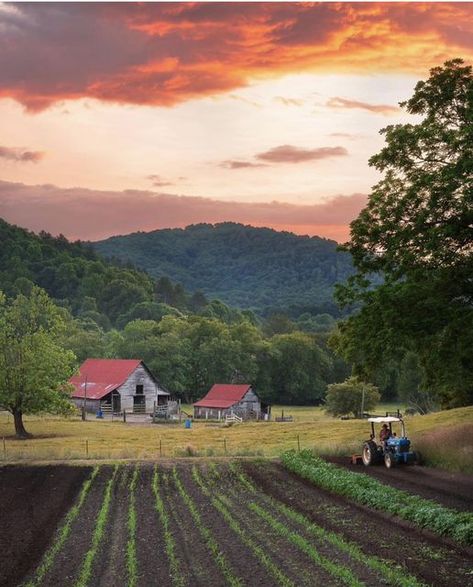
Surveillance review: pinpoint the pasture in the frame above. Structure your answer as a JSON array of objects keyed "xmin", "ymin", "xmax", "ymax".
[{"xmin": 0, "ymin": 405, "xmax": 472, "ymax": 468}]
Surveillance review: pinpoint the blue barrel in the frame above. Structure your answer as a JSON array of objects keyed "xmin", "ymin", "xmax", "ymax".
[
  {"xmin": 96, "ymin": 409, "xmax": 103, "ymax": 419},
  {"xmin": 185, "ymin": 418, "xmax": 192, "ymax": 429}
]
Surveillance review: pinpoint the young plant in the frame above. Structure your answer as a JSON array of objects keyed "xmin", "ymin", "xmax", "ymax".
[
  {"xmin": 230, "ymin": 463, "xmax": 425, "ymax": 587},
  {"xmin": 192, "ymin": 466, "xmax": 295, "ymax": 587},
  {"xmin": 25, "ymin": 466, "xmax": 100, "ymax": 587},
  {"xmin": 281, "ymin": 450, "xmax": 473, "ymax": 545},
  {"xmin": 75, "ymin": 465, "xmax": 119, "ymax": 587},
  {"xmin": 172, "ymin": 467, "xmax": 243, "ymax": 587},
  {"xmin": 126, "ymin": 466, "xmax": 139, "ymax": 587},
  {"xmin": 152, "ymin": 466, "xmax": 185, "ymax": 587}
]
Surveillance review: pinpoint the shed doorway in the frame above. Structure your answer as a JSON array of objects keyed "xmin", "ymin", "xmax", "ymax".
[{"xmin": 133, "ymin": 395, "xmax": 146, "ymax": 413}]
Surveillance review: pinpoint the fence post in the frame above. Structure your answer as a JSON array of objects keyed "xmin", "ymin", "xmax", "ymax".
[
  {"xmin": 297, "ymin": 434, "xmax": 301, "ymax": 452},
  {"xmin": 85, "ymin": 439, "xmax": 89, "ymax": 458},
  {"xmin": 123, "ymin": 410, "xmax": 126, "ymax": 423},
  {"xmin": 224, "ymin": 437, "xmax": 227, "ymax": 455},
  {"xmin": 3, "ymin": 437, "xmax": 6, "ymax": 460},
  {"xmin": 159, "ymin": 438, "xmax": 162, "ymax": 458}
]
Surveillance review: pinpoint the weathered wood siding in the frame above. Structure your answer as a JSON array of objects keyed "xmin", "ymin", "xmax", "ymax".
[
  {"xmin": 117, "ymin": 364, "xmax": 166, "ymax": 413},
  {"xmin": 194, "ymin": 388, "xmax": 261, "ymax": 420}
]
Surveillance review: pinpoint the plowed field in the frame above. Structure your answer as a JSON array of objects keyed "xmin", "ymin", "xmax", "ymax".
[{"xmin": 2, "ymin": 462, "xmax": 472, "ymax": 587}]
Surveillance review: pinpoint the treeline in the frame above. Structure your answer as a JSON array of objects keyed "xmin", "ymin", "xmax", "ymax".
[
  {"xmin": 93, "ymin": 222, "xmax": 354, "ymax": 318},
  {"xmin": 61, "ymin": 312, "xmax": 350, "ymax": 404}
]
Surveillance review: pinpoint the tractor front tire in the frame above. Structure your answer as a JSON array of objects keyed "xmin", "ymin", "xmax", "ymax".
[
  {"xmin": 362, "ymin": 441, "xmax": 378, "ymax": 466},
  {"xmin": 384, "ymin": 452, "xmax": 395, "ymax": 469}
]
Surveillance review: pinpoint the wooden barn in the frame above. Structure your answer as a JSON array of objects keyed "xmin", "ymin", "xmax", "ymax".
[
  {"xmin": 193, "ymin": 384, "xmax": 268, "ymax": 420},
  {"xmin": 70, "ymin": 359, "xmax": 169, "ymax": 414}
]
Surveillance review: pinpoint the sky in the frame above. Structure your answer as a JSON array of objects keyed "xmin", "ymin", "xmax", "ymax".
[{"xmin": 0, "ymin": 2, "xmax": 472, "ymax": 242}]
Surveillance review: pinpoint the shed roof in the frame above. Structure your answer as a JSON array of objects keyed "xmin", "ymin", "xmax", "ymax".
[
  {"xmin": 70, "ymin": 358, "xmax": 143, "ymax": 400},
  {"xmin": 194, "ymin": 384, "xmax": 252, "ymax": 409}
]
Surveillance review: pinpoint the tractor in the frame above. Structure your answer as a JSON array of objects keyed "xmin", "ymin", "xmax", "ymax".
[{"xmin": 361, "ymin": 415, "xmax": 418, "ymax": 468}]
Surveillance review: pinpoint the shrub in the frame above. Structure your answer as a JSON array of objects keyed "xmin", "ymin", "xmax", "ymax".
[{"xmin": 325, "ymin": 377, "xmax": 380, "ymax": 418}]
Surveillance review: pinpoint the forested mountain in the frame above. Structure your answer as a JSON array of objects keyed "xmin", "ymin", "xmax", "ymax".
[{"xmin": 94, "ymin": 223, "xmax": 354, "ymax": 317}]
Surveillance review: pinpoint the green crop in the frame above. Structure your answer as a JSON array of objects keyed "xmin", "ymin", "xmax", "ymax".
[
  {"xmin": 76, "ymin": 465, "xmax": 119, "ymax": 587},
  {"xmin": 25, "ymin": 466, "xmax": 100, "ymax": 587},
  {"xmin": 281, "ymin": 450, "xmax": 473, "ymax": 545}
]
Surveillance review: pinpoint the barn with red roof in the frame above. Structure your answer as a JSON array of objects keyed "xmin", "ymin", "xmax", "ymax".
[
  {"xmin": 193, "ymin": 383, "xmax": 267, "ymax": 420},
  {"xmin": 70, "ymin": 358, "xmax": 169, "ymax": 414}
]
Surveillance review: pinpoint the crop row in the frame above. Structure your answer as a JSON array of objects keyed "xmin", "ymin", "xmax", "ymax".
[
  {"xmin": 228, "ymin": 463, "xmax": 424, "ymax": 587},
  {"xmin": 281, "ymin": 450, "xmax": 473, "ymax": 545},
  {"xmin": 25, "ymin": 466, "xmax": 100, "ymax": 587}
]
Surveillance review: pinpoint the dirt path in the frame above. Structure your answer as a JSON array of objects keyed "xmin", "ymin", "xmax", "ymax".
[
  {"xmin": 326, "ymin": 457, "xmax": 473, "ymax": 511},
  {"xmin": 242, "ymin": 461, "xmax": 473, "ymax": 587},
  {"xmin": 0, "ymin": 465, "xmax": 91, "ymax": 587}
]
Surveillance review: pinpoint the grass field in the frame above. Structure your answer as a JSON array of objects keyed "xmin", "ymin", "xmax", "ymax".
[{"xmin": 0, "ymin": 404, "xmax": 472, "ymax": 470}]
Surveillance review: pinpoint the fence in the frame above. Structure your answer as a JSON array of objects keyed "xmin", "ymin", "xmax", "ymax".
[{"xmin": 0, "ymin": 434, "xmax": 307, "ymax": 462}]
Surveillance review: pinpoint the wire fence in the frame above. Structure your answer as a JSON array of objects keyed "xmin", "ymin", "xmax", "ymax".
[{"xmin": 0, "ymin": 434, "xmax": 307, "ymax": 462}]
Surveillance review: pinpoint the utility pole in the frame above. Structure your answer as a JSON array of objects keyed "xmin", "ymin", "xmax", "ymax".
[{"xmin": 82, "ymin": 375, "xmax": 88, "ymax": 421}]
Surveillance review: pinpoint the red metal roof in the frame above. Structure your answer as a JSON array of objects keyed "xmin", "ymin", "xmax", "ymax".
[
  {"xmin": 70, "ymin": 359, "xmax": 142, "ymax": 400},
  {"xmin": 194, "ymin": 384, "xmax": 251, "ymax": 409}
]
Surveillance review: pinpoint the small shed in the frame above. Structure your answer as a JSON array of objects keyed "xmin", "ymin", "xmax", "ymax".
[
  {"xmin": 70, "ymin": 358, "xmax": 169, "ymax": 414},
  {"xmin": 193, "ymin": 384, "xmax": 267, "ymax": 420}
]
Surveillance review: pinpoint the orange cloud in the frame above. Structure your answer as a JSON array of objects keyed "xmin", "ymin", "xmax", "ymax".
[
  {"xmin": 219, "ymin": 160, "xmax": 267, "ymax": 169},
  {"xmin": 0, "ymin": 179, "xmax": 366, "ymax": 242},
  {"xmin": 0, "ymin": 145, "xmax": 45, "ymax": 163},
  {"xmin": 327, "ymin": 97, "xmax": 400, "ymax": 115},
  {"xmin": 256, "ymin": 145, "xmax": 348, "ymax": 163},
  {"xmin": 0, "ymin": 3, "xmax": 471, "ymax": 111}
]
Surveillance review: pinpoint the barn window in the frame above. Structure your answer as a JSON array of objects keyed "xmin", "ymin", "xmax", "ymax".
[{"xmin": 136, "ymin": 384, "xmax": 144, "ymax": 395}]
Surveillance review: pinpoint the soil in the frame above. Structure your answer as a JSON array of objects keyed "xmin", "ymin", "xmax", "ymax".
[
  {"xmin": 326, "ymin": 457, "xmax": 473, "ymax": 511},
  {"xmin": 0, "ymin": 465, "xmax": 91, "ymax": 587},
  {"xmin": 242, "ymin": 461, "xmax": 473, "ymax": 587},
  {"xmin": 2, "ymin": 461, "xmax": 472, "ymax": 587}
]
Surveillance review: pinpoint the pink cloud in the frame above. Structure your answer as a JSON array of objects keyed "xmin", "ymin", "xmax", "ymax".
[
  {"xmin": 256, "ymin": 145, "xmax": 348, "ymax": 164},
  {"xmin": 0, "ymin": 146, "xmax": 45, "ymax": 163},
  {"xmin": 327, "ymin": 97, "xmax": 400, "ymax": 115},
  {"xmin": 0, "ymin": 179, "xmax": 366, "ymax": 242},
  {"xmin": 219, "ymin": 160, "xmax": 267, "ymax": 169},
  {"xmin": 0, "ymin": 3, "xmax": 471, "ymax": 111}
]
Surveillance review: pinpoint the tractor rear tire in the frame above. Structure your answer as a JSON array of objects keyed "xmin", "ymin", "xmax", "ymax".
[
  {"xmin": 384, "ymin": 452, "xmax": 395, "ymax": 469},
  {"xmin": 362, "ymin": 441, "xmax": 378, "ymax": 466}
]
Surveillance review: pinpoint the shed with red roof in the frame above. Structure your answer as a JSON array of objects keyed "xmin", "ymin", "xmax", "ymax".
[
  {"xmin": 194, "ymin": 384, "xmax": 265, "ymax": 420},
  {"xmin": 70, "ymin": 358, "xmax": 169, "ymax": 414}
]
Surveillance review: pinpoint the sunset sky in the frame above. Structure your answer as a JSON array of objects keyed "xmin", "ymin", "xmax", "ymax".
[{"xmin": 0, "ymin": 2, "xmax": 472, "ymax": 242}]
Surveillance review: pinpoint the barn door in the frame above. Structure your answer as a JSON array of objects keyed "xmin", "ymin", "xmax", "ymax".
[{"xmin": 133, "ymin": 395, "xmax": 146, "ymax": 414}]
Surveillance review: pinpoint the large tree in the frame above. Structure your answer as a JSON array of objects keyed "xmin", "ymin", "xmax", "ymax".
[
  {"xmin": 335, "ymin": 59, "xmax": 473, "ymax": 407},
  {"xmin": 0, "ymin": 287, "xmax": 76, "ymax": 438}
]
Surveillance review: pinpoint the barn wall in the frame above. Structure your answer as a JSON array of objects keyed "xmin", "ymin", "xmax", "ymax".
[
  {"xmin": 117, "ymin": 364, "xmax": 161, "ymax": 413},
  {"xmin": 71, "ymin": 398, "xmax": 100, "ymax": 413},
  {"xmin": 235, "ymin": 389, "xmax": 261, "ymax": 415}
]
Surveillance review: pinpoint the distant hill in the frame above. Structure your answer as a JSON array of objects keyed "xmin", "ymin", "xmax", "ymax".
[{"xmin": 93, "ymin": 223, "xmax": 354, "ymax": 317}]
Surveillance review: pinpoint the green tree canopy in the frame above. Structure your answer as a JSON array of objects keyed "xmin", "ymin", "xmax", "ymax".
[
  {"xmin": 336, "ymin": 59, "xmax": 473, "ymax": 408},
  {"xmin": 0, "ymin": 287, "xmax": 77, "ymax": 438}
]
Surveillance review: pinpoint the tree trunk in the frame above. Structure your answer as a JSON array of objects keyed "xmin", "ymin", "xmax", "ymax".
[{"xmin": 12, "ymin": 409, "xmax": 31, "ymax": 439}]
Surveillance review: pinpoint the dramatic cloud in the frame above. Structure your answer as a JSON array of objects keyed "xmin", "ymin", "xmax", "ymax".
[
  {"xmin": 0, "ymin": 146, "xmax": 45, "ymax": 163},
  {"xmin": 219, "ymin": 160, "xmax": 267, "ymax": 170},
  {"xmin": 327, "ymin": 97, "xmax": 400, "ymax": 115},
  {"xmin": 256, "ymin": 145, "xmax": 348, "ymax": 164},
  {"xmin": 0, "ymin": 3, "xmax": 471, "ymax": 111},
  {"xmin": 0, "ymin": 180, "xmax": 366, "ymax": 242}
]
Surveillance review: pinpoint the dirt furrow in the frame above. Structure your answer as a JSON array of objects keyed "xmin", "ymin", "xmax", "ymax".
[
  {"xmin": 88, "ymin": 467, "xmax": 130, "ymax": 587},
  {"xmin": 38, "ymin": 466, "xmax": 114, "ymax": 587},
  {"xmin": 242, "ymin": 461, "xmax": 473, "ymax": 587},
  {"xmin": 184, "ymin": 464, "xmax": 344, "ymax": 587},
  {"xmin": 133, "ymin": 465, "xmax": 172, "ymax": 586},
  {"xmin": 162, "ymin": 466, "xmax": 229, "ymax": 587}
]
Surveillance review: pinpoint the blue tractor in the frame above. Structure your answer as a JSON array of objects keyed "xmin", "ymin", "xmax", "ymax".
[{"xmin": 362, "ymin": 415, "xmax": 418, "ymax": 468}]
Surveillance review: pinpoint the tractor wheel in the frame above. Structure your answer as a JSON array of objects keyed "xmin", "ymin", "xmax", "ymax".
[
  {"xmin": 384, "ymin": 452, "xmax": 395, "ymax": 469},
  {"xmin": 362, "ymin": 441, "xmax": 378, "ymax": 466}
]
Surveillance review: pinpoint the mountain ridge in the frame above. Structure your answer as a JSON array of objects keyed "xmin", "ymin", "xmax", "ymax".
[{"xmin": 93, "ymin": 222, "xmax": 354, "ymax": 317}]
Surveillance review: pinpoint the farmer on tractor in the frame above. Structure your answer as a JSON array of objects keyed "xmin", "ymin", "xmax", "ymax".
[
  {"xmin": 380, "ymin": 423, "xmax": 391, "ymax": 443},
  {"xmin": 361, "ymin": 415, "xmax": 418, "ymax": 469}
]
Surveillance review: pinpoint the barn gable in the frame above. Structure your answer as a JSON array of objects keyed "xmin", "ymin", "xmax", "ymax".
[{"xmin": 194, "ymin": 383, "xmax": 263, "ymax": 420}]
